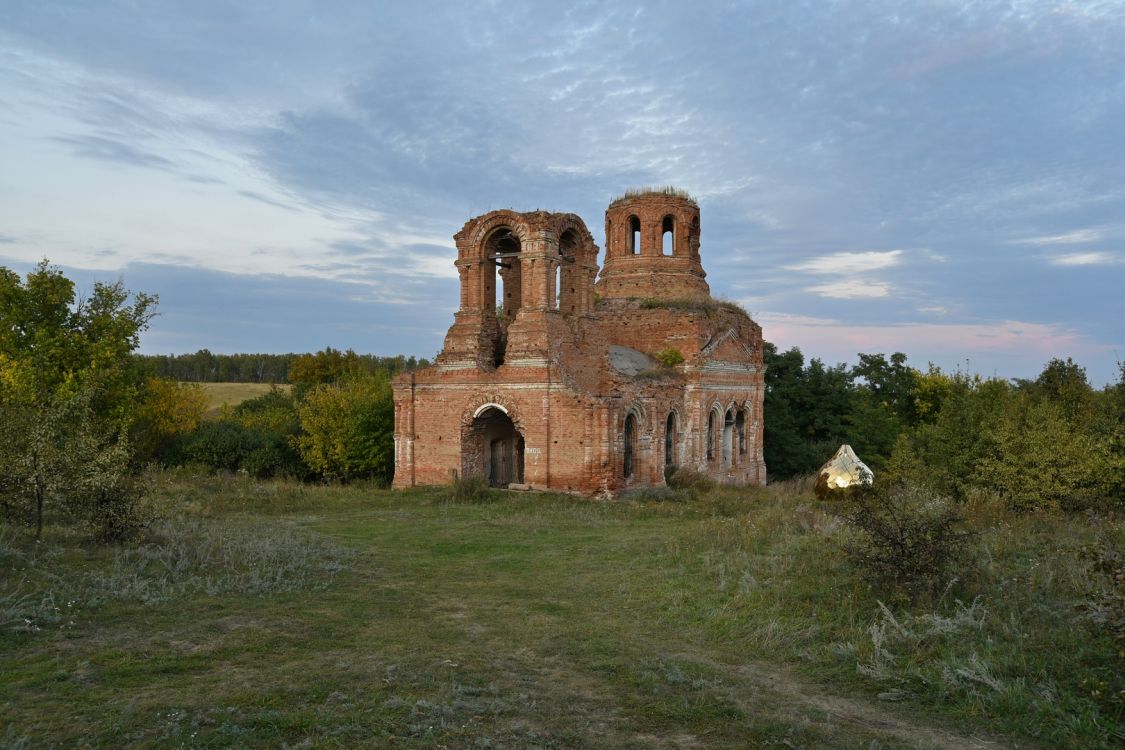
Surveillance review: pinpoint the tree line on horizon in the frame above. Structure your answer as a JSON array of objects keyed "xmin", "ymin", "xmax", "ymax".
[{"xmin": 134, "ymin": 349, "xmax": 431, "ymax": 383}]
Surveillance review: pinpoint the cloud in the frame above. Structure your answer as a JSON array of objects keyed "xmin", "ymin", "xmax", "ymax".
[
  {"xmin": 785, "ymin": 250, "xmax": 903, "ymax": 275},
  {"xmin": 1049, "ymin": 251, "xmax": 1115, "ymax": 266},
  {"xmin": 757, "ymin": 312, "xmax": 1115, "ymax": 380},
  {"xmin": 1020, "ymin": 229, "xmax": 1105, "ymax": 245},
  {"xmin": 50, "ymin": 133, "xmax": 176, "ymax": 170},
  {"xmin": 805, "ymin": 279, "xmax": 892, "ymax": 299}
]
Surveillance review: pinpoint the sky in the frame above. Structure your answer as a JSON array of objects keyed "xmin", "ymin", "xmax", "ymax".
[{"xmin": 1, "ymin": 1, "xmax": 1123, "ymax": 385}]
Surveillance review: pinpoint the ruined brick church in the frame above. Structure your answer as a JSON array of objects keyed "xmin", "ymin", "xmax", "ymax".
[{"xmin": 392, "ymin": 188, "xmax": 765, "ymax": 495}]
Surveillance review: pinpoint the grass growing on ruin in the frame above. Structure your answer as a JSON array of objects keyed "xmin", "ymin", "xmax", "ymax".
[{"xmin": 2, "ymin": 475, "xmax": 1121, "ymax": 748}]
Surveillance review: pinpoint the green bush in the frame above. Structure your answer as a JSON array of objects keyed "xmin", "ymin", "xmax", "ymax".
[
  {"xmin": 71, "ymin": 433, "xmax": 152, "ymax": 542},
  {"xmin": 231, "ymin": 389, "xmax": 307, "ymax": 479},
  {"xmin": 130, "ymin": 378, "xmax": 208, "ymax": 463},
  {"xmin": 974, "ymin": 399, "xmax": 1107, "ymax": 512},
  {"xmin": 835, "ymin": 482, "xmax": 973, "ymax": 601},
  {"xmin": 241, "ymin": 442, "xmax": 306, "ymax": 480},
  {"xmin": 176, "ymin": 421, "xmax": 264, "ymax": 472},
  {"xmin": 296, "ymin": 373, "xmax": 394, "ymax": 483}
]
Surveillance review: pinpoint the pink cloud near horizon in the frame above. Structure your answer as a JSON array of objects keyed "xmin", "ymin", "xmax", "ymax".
[{"xmin": 758, "ymin": 312, "xmax": 1115, "ymax": 376}]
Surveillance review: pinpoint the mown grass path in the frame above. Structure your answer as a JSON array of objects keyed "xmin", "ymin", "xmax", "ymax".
[{"xmin": 0, "ymin": 483, "xmax": 1065, "ymax": 747}]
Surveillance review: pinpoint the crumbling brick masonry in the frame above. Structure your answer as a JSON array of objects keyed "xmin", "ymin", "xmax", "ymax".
[{"xmin": 393, "ymin": 188, "xmax": 766, "ymax": 495}]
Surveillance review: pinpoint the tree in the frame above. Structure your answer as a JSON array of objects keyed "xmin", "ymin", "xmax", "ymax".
[
  {"xmin": 130, "ymin": 378, "xmax": 208, "ymax": 462},
  {"xmin": 913, "ymin": 374, "xmax": 1013, "ymax": 501},
  {"xmin": 0, "ymin": 261, "xmax": 156, "ymax": 539},
  {"xmin": 975, "ymin": 398, "xmax": 1107, "ymax": 512},
  {"xmin": 1020, "ymin": 357, "xmax": 1095, "ymax": 424},
  {"xmin": 763, "ymin": 343, "xmax": 856, "ymax": 478},
  {"xmin": 296, "ymin": 372, "xmax": 395, "ymax": 484},
  {"xmin": 289, "ymin": 347, "xmax": 365, "ymax": 397},
  {"xmin": 852, "ymin": 352, "xmax": 917, "ymax": 425}
]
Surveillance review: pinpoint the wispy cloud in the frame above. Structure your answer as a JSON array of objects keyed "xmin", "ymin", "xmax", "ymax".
[
  {"xmin": 805, "ymin": 279, "xmax": 891, "ymax": 299},
  {"xmin": 1048, "ymin": 251, "xmax": 1116, "ymax": 266},
  {"xmin": 1019, "ymin": 229, "xmax": 1105, "ymax": 246},
  {"xmin": 785, "ymin": 250, "xmax": 903, "ymax": 274},
  {"xmin": 50, "ymin": 134, "xmax": 176, "ymax": 170}
]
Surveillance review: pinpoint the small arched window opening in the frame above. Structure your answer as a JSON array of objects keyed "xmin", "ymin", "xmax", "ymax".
[
  {"xmin": 628, "ymin": 215, "xmax": 641, "ymax": 255},
  {"xmin": 624, "ymin": 413, "xmax": 637, "ymax": 478},
  {"xmin": 664, "ymin": 412, "xmax": 677, "ymax": 467},
  {"xmin": 485, "ymin": 227, "xmax": 521, "ymax": 367},
  {"xmin": 722, "ymin": 409, "xmax": 736, "ymax": 468},
  {"xmin": 706, "ymin": 410, "xmax": 716, "ymax": 463},
  {"xmin": 736, "ymin": 410, "xmax": 747, "ymax": 456},
  {"xmin": 661, "ymin": 215, "xmax": 674, "ymax": 256},
  {"xmin": 558, "ymin": 228, "xmax": 579, "ymax": 314}
]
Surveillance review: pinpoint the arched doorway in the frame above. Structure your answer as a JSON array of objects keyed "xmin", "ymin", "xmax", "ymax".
[{"xmin": 462, "ymin": 407, "xmax": 524, "ymax": 487}]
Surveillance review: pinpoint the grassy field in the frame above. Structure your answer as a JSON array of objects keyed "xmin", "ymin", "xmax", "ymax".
[
  {"xmin": 2, "ymin": 477, "xmax": 1121, "ymax": 748},
  {"xmin": 196, "ymin": 382, "xmax": 291, "ymax": 417}
]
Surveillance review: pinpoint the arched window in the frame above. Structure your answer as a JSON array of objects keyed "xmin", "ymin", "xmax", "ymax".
[
  {"xmin": 723, "ymin": 409, "xmax": 735, "ymax": 468},
  {"xmin": 624, "ymin": 413, "xmax": 637, "ymax": 478},
  {"xmin": 736, "ymin": 410, "xmax": 747, "ymax": 456},
  {"xmin": 706, "ymin": 410, "xmax": 715, "ymax": 462},
  {"xmin": 664, "ymin": 412, "xmax": 677, "ymax": 467},
  {"xmin": 661, "ymin": 215, "xmax": 674, "ymax": 256},
  {"xmin": 485, "ymin": 227, "xmax": 521, "ymax": 367},
  {"xmin": 628, "ymin": 215, "xmax": 641, "ymax": 255},
  {"xmin": 558, "ymin": 228, "xmax": 579, "ymax": 314}
]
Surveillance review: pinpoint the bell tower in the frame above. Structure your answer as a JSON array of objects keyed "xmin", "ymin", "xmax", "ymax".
[{"xmin": 597, "ymin": 188, "xmax": 710, "ymax": 300}]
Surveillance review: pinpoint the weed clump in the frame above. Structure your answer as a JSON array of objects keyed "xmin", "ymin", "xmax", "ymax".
[
  {"xmin": 445, "ymin": 476, "xmax": 498, "ymax": 504},
  {"xmin": 1077, "ymin": 533, "xmax": 1125, "ymax": 716},
  {"xmin": 620, "ymin": 486, "xmax": 692, "ymax": 503},
  {"xmin": 654, "ymin": 347, "xmax": 685, "ymax": 368},
  {"xmin": 666, "ymin": 465, "xmax": 720, "ymax": 494},
  {"xmin": 835, "ymin": 482, "xmax": 973, "ymax": 601}
]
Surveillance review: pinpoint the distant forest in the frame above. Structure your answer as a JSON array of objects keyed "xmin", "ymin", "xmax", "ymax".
[{"xmin": 135, "ymin": 349, "xmax": 431, "ymax": 383}]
